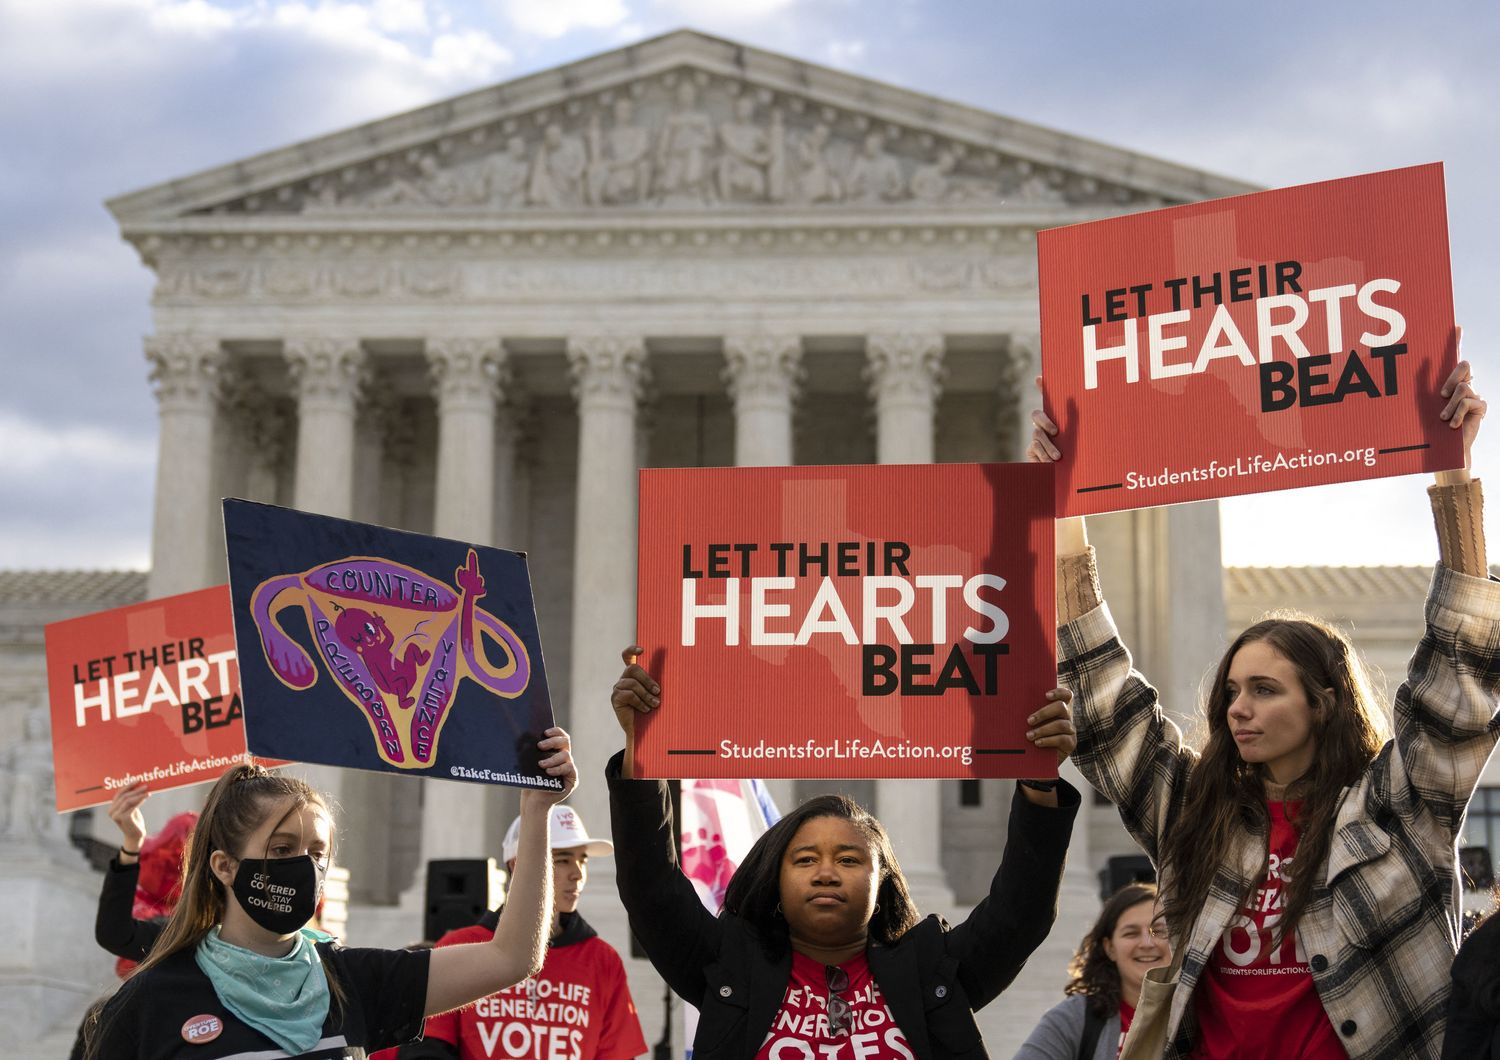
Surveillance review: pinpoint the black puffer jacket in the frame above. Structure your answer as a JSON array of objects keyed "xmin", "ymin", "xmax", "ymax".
[
  {"xmin": 607, "ymin": 752, "xmax": 1078, "ymax": 1060},
  {"xmin": 1443, "ymin": 912, "xmax": 1500, "ymax": 1060}
]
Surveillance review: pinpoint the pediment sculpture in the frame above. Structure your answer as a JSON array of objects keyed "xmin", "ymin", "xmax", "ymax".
[{"xmin": 212, "ymin": 74, "xmax": 1159, "ymax": 216}]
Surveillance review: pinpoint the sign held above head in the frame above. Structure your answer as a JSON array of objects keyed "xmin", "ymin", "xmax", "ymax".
[
  {"xmin": 634, "ymin": 462, "xmax": 1056, "ymax": 780},
  {"xmin": 1038, "ymin": 162, "xmax": 1461, "ymax": 516}
]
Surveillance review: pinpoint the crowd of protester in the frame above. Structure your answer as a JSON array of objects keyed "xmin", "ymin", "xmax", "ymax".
[{"xmin": 68, "ymin": 338, "xmax": 1500, "ymax": 1060}]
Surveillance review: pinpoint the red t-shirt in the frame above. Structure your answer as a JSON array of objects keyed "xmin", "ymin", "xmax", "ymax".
[
  {"xmin": 1116, "ymin": 1000, "xmax": 1134, "ymax": 1059},
  {"xmin": 755, "ymin": 951, "xmax": 913, "ymax": 1060},
  {"xmin": 424, "ymin": 919, "xmax": 648, "ymax": 1060},
  {"xmin": 1192, "ymin": 801, "xmax": 1347, "ymax": 1059}
]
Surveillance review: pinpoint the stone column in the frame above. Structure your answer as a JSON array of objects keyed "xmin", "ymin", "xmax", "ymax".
[
  {"xmin": 724, "ymin": 334, "xmax": 803, "ymax": 811},
  {"xmin": 999, "ymin": 333, "xmax": 1040, "ymax": 460},
  {"xmin": 430, "ymin": 336, "xmax": 505, "ymax": 546},
  {"xmin": 986, "ymin": 330, "xmax": 1105, "ymax": 1053},
  {"xmin": 286, "ymin": 336, "xmax": 367, "ymax": 519},
  {"xmin": 145, "ymin": 334, "xmax": 229, "ymax": 599},
  {"xmin": 239, "ymin": 391, "xmax": 292, "ymax": 506},
  {"xmin": 416, "ymin": 336, "xmax": 506, "ymax": 869},
  {"xmin": 566, "ymin": 337, "xmax": 649, "ymax": 821},
  {"xmin": 492, "ymin": 394, "xmax": 527, "ymax": 550},
  {"xmin": 486, "ymin": 397, "xmax": 528, "ymax": 853},
  {"xmin": 863, "ymin": 332, "xmax": 955, "ymax": 914},
  {"xmin": 866, "ymin": 332, "xmax": 945, "ymax": 465},
  {"xmin": 353, "ymin": 388, "xmax": 399, "ymax": 524},
  {"xmin": 284, "ymin": 337, "xmax": 367, "ymax": 820},
  {"xmin": 558, "ymin": 337, "xmax": 649, "ymax": 996},
  {"xmin": 724, "ymin": 333, "xmax": 803, "ymax": 467}
]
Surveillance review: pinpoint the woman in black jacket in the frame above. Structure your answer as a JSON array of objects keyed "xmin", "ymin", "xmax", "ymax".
[{"xmin": 607, "ymin": 646, "xmax": 1080, "ymax": 1060}]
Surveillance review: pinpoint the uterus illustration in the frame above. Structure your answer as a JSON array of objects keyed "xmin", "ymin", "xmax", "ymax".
[
  {"xmin": 332, "ymin": 608, "xmax": 430, "ymax": 708},
  {"xmin": 250, "ymin": 549, "xmax": 530, "ymax": 768}
]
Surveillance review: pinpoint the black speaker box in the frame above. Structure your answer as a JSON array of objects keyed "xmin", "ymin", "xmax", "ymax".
[
  {"xmin": 424, "ymin": 858, "xmax": 501, "ymax": 943},
  {"xmin": 1098, "ymin": 854, "xmax": 1156, "ymax": 900}
]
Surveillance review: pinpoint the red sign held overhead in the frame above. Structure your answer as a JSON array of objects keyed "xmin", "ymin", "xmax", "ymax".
[
  {"xmin": 1038, "ymin": 163, "xmax": 1461, "ymax": 517},
  {"xmin": 45, "ymin": 585, "xmax": 257, "ymax": 813},
  {"xmin": 634, "ymin": 463, "xmax": 1056, "ymax": 779}
]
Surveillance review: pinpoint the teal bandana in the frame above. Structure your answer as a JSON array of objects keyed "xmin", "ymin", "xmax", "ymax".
[{"xmin": 195, "ymin": 926, "xmax": 332, "ymax": 1053}]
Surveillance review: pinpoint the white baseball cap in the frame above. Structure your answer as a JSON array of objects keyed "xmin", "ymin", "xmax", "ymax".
[{"xmin": 502, "ymin": 804, "xmax": 614, "ymax": 865}]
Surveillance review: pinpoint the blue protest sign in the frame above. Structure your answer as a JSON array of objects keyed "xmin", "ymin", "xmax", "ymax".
[{"xmin": 224, "ymin": 498, "xmax": 559, "ymax": 790}]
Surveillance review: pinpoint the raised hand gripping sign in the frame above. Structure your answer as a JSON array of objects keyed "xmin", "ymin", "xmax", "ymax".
[
  {"xmin": 225, "ymin": 499, "xmax": 558, "ymax": 788},
  {"xmin": 1038, "ymin": 163, "xmax": 1461, "ymax": 516},
  {"xmin": 634, "ymin": 463, "xmax": 1055, "ymax": 780}
]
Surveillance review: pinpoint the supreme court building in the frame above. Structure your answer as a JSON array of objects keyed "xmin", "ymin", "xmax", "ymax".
[{"xmin": 2, "ymin": 29, "xmax": 1479, "ymax": 1057}]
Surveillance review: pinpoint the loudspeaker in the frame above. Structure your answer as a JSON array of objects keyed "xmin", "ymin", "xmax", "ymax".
[
  {"xmin": 1098, "ymin": 854, "xmax": 1156, "ymax": 900},
  {"xmin": 424, "ymin": 858, "xmax": 503, "ymax": 943},
  {"xmin": 1461, "ymin": 846, "xmax": 1495, "ymax": 891}
]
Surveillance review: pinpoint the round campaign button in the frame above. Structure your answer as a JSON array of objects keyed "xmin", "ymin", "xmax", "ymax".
[{"xmin": 181, "ymin": 1014, "xmax": 224, "ymax": 1045}]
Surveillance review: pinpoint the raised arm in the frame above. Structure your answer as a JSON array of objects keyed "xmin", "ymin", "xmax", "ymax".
[
  {"xmin": 1028, "ymin": 377, "xmax": 1197, "ymax": 863},
  {"xmin": 95, "ymin": 783, "xmax": 162, "ymax": 961},
  {"xmin": 423, "ymin": 728, "xmax": 576, "ymax": 1017},
  {"xmin": 944, "ymin": 708, "xmax": 1080, "ymax": 1008},
  {"xmin": 1388, "ymin": 344, "xmax": 1500, "ymax": 836},
  {"xmin": 607, "ymin": 646, "xmax": 723, "ymax": 1004}
]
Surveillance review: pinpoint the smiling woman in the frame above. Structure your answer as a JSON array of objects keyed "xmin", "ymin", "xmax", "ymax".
[
  {"xmin": 606, "ymin": 646, "xmax": 1081, "ymax": 1060},
  {"xmin": 1016, "ymin": 882, "xmax": 1171, "ymax": 1060}
]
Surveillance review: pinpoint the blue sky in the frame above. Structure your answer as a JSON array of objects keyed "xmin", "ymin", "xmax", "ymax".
[{"xmin": 2, "ymin": 0, "xmax": 1497, "ymax": 569}]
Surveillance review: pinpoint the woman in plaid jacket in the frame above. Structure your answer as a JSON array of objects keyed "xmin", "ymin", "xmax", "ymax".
[{"xmin": 1027, "ymin": 345, "xmax": 1498, "ymax": 1059}]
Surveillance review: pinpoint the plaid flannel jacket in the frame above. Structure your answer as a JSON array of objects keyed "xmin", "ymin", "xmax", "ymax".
[{"xmin": 1059, "ymin": 563, "xmax": 1500, "ymax": 1060}]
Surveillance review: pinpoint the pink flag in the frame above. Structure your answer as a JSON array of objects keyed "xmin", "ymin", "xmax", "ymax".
[
  {"xmin": 679, "ymin": 779, "xmax": 780, "ymax": 1059},
  {"xmin": 680, "ymin": 779, "xmax": 780, "ymax": 913}
]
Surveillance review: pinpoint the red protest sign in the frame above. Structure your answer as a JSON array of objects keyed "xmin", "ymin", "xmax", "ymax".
[
  {"xmin": 634, "ymin": 463, "xmax": 1055, "ymax": 779},
  {"xmin": 1038, "ymin": 163, "xmax": 1460, "ymax": 517},
  {"xmin": 45, "ymin": 585, "xmax": 257, "ymax": 812}
]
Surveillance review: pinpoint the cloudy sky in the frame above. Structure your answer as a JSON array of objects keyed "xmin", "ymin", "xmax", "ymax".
[{"xmin": 2, "ymin": 0, "xmax": 1496, "ymax": 570}]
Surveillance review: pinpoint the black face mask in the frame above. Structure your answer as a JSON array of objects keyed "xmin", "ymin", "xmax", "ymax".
[{"xmin": 230, "ymin": 855, "xmax": 323, "ymax": 934}]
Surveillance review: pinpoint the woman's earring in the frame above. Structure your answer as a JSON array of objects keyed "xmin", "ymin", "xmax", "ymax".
[
  {"xmin": 873, "ymin": 903, "xmax": 881, "ymax": 914},
  {"xmin": 774, "ymin": 901, "xmax": 784, "ymax": 918}
]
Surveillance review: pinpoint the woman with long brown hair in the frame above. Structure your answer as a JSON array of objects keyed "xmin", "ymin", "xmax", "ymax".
[
  {"xmin": 1027, "ymin": 346, "xmax": 1500, "ymax": 1058},
  {"xmin": 87, "ymin": 729, "xmax": 576, "ymax": 1059},
  {"xmin": 1016, "ymin": 882, "xmax": 1172, "ymax": 1059}
]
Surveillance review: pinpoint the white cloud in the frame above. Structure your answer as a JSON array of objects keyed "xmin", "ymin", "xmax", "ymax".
[
  {"xmin": 0, "ymin": 412, "xmax": 154, "ymax": 478},
  {"xmin": 427, "ymin": 28, "xmax": 515, "ymax": 80},
  {"xmin": 654, "ymin": 0, "xmax": 801, "ymax": 20},
  {"xmin": 0, "ymin": 0, "xmax": 511, "ymax": 103},
  {"xmin": 146, "ymin": 0, "xmax": 237, "ymax": 34},
  {"xmin": 825, "ymin": 38, "xmax": 864, "ymax": 67},
  {"xmin": 500, "ymin": 0, "xmax": 629, "ymax": 39},
  {"xmin": 371, "ymin": 0, "xmax": 430, "ymax": 34},
  {"xmin": 610, "ymin": 19, "xmax": 646, "ymax": 42},
  {"xmin": 267, "ymin": 1, "xmax": 512, "ymax": 87}
]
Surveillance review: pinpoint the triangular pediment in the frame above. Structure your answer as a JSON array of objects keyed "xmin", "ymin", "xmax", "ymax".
[{"xmin": 107, "ymin": 29, "xmax": 1253, "ymax": 226}]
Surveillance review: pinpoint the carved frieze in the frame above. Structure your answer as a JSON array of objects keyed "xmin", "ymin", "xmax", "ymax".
[{"xmin": 193, "ymin": 71, "xmax": 1157, "ymax": 217}]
